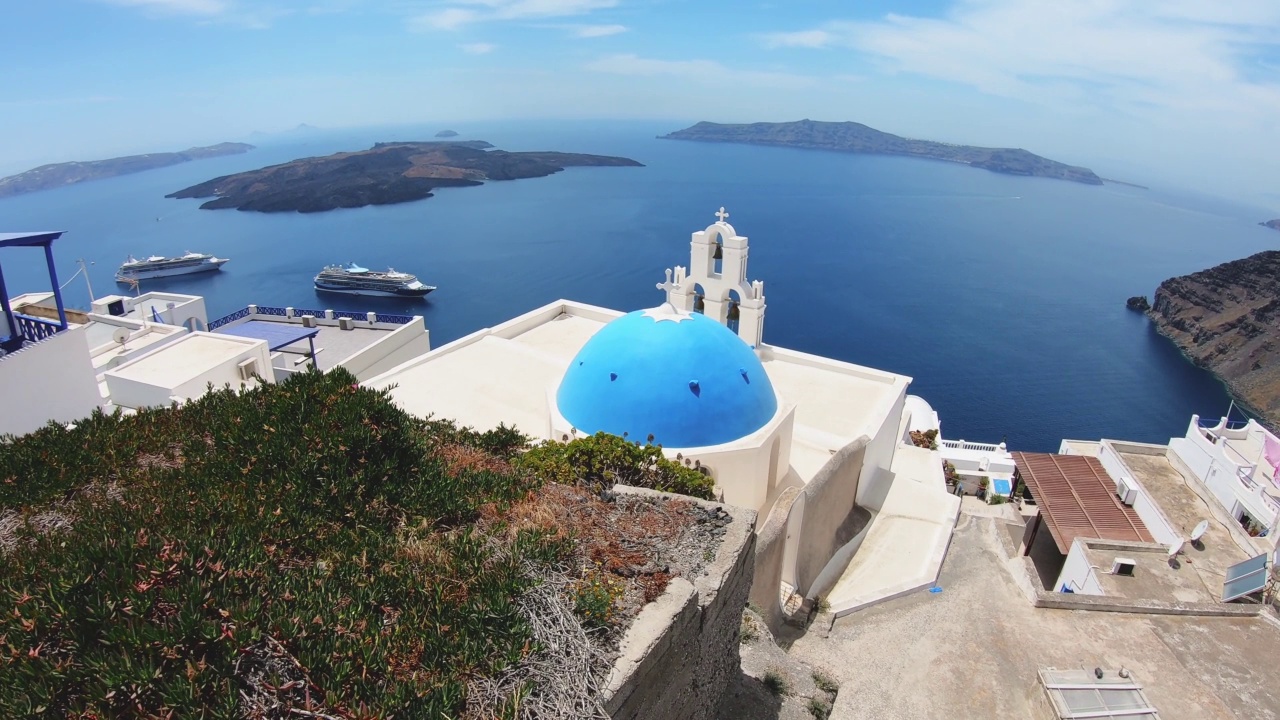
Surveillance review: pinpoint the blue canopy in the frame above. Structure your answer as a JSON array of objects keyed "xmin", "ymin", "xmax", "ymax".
[{"xmin": 216, "ymin": 320, "xmax": 319, "ymax": 364}]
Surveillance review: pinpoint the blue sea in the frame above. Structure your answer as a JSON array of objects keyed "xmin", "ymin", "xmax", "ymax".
[{"xmin": 2, "ymin": 120, "xmax": 1277, "ymax": 452}]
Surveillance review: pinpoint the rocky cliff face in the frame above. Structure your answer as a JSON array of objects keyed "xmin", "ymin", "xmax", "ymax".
[{"xmin": 1149, "ymin": 251, "xmax": 1280, "ymax": 422}]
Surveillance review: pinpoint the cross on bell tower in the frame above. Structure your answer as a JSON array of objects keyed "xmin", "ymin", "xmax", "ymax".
[{"xmin": 656, "ymin": 207, "xmax": 767, "ymax": 350}]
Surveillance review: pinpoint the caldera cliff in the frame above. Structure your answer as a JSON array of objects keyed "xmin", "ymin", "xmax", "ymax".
[{"xmin": 1147, "ymin": 250, "xmax": 1280, "ymax": 424}]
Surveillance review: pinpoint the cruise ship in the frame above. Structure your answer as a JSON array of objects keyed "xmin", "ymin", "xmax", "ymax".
[
  {"xmin": 314, "ymin": 264, "xmax": 435, "ymax": 298},
  {"xmin": 116, "ymin": 252, "xmax": 229, "ymax": 282}
]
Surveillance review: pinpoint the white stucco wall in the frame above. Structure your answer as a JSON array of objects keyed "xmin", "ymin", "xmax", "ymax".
[
  {"xmin": 1170, "ymin": 416, "xmax": 1280, "ymax": 532},
  {"xmin": 0, "ymin": 328, "xmax": 103, "ymax": 437},
  {"xmin": 1055, "ymin": 540, "xmax": 1105, "ymax": 595},
  {"xmin": 339, "ymin": 319, "xmax": 432, "ymax": 381},
  {"xmin": 855, "ymin": 387, "xmax": 909, "ymax": 511},
  {"xmin": 104, "ymin": 333, "xmax": 272, "ymax": 409}
]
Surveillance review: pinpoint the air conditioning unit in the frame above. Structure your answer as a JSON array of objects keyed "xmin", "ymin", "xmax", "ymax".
[
  {"xmin": 237, "ymin": 358, "xmax": 259, "ymax": 381},
  {"xmin": 1110, "ymin": 558, "xmax": 1136, "ymax": 576},
  {"xmin": 1115, "ymin": 477, "xmax": 1137, "ymax": 506}
]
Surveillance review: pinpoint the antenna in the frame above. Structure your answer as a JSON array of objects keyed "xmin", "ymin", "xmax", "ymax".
[
  {"xmin": 78, "ymin": 259, "xmax": 95, "ymax": 302},
  {"xmin": 111, "ymin": 326, "xmax": 130, "ymax": 349},
  {"xmin": 1167, "ymin": 540, "xmax": 1185, "ymax": 566}
]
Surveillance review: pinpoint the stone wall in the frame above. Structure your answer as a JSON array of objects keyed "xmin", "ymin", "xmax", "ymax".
[{"xmin": 603, "ymin": 486, "xmax": 757, "ymax": 720}]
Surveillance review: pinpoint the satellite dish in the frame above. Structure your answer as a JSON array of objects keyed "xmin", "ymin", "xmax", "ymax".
[
  {"xmin": 1190, "ymin": 520, "xmax": 1210, "ymax": 543},
  {"xmin": 1168, "ymin": 540, "xmax": 1185, "ymax": 564},
  {"xmin": 112, "ymin": 327, "xmax": 130, "ymax": 346}
]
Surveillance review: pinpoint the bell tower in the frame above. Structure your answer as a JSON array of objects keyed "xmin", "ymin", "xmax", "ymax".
[{"xmin": 657, "ymin": 207, "xmax": 767, "ymax": 349}]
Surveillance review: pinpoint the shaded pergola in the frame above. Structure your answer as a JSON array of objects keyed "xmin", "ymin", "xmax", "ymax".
[
  {"xmin": 215, "ymin": 320, "xmax": 320, "ymax": 368},
  {"xmin": 0, "ymin": 231, "xmax": 68, "ymax": 352},
  {"xmin": 1012, "ymin": 451, "xmax": 1153, "ymax": 555}
]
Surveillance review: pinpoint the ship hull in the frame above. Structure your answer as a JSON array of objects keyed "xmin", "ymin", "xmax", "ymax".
[
  {"xmin": 314, "ymin": 282, "xmax": 434, "ymax": 298},
  {"xmin": 116, "ymin": 258, "xmax": 228, "ymax": 281}
]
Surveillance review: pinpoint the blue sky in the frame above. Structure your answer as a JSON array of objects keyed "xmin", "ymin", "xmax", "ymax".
[{"xmin": 2, "ymin": 0, "xmax": 1279, "ymax": 202}]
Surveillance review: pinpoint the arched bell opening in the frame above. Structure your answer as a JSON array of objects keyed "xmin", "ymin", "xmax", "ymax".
[{"xmin": 692, "ymin": 283, "xmax": 707, "ymax": 315}]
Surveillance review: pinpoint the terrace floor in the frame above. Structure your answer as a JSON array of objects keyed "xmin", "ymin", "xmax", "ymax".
[{"xmin": 785, "ymin": 507, "xmax": 1280, "ymax": 720}]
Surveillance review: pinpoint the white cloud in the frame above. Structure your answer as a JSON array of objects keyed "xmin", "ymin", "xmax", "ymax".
[
  {"xmin": 411, "ymin": 0, "xmax": 616, "ymax": 31},
  {"xmin": 99, "ymin": 0, "xmax": 227, "ymax": 15},
  {"xmin": 461, "ymin": 42, "xmax": 497, "ymax": 54},
  {"xmin": 586, "ymin": 54, "xmax": 816, "ymax": 88},
  {"xmin": 759, "ymin": 30, "xmax": 832, "ymax": 49},
  {"xmin": 97, "ymin": 0, "xmax": 290, "ymax": 27},
  {"xmin": 575, "ymin": 23, "xmax": 626, "ymax": 37},
  {"xmin": 809, "ymin": 0, "xmax": 1280, "ymax": 122}
]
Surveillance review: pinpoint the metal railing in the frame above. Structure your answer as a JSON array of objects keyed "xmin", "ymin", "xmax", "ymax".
[
  {"xmin": 14, "ymin": 313, "xmax": 62, "ymax": 342},
  {"xmin": 207, "ymin": 305, "xmax": 417, "ymax": 330},
  {"xmin": 207, "ymin": 307, "xmax": 251, "ymax": 330},
  {"xmin": 939, "ymin": 439, "xmax": 1003, "ymax": 453}
]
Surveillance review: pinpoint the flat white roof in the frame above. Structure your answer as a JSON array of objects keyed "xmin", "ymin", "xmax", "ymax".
[
  {"xmin": 367, "ymin": 300, "xmax": 910, "ymax": 482},
  {"xmin": 107, "ymin": 333, "xmax": 261, "ymax": 386}
]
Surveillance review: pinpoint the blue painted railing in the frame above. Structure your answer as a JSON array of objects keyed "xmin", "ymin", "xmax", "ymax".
[
  {"xmin": 207, "ymin": 307, "xmax": 251, "ymax": 330},
  {"xmin": 207, "ymin": 306, "xmax": 417, "ymax": 330},
  {"xmin": 14, "ymin": 313, "xmax": 62, "ymax": 342}
]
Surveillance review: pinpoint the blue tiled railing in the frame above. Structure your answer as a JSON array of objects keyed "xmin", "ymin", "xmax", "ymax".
[
  {"xmin": 14, "ymin": 313, "xmax": 62, "ymax": 342},
  {"xmin": 207, "ymin": 306, "xmax": 417, "ymax": 330}
]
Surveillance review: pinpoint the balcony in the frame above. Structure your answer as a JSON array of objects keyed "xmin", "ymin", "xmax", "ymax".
[{"xmin": 1, "ymin": 231, "xmax": 70, "ymax": 354}]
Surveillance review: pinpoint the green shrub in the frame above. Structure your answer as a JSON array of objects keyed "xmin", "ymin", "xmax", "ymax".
[
  {"xmin": 514, "ymin": 432, "xmax": 715, "ymax": 500},
  {"xmin": 812, "ymin": 670, "xmax": 839, "ymax": 695},
  {"xmin": 0, "ymin": 369, "xmax": 557, "ymax": 718},
  {"xmin": 807, "ymin": 697, "xmax": 832, "ymax": 718},
  {"xmin": 740, "ymin": 613, "xmax": 759, "ymax": 644},
  {"xmin": 572, "ymin": 572, "xmax": 624, "ymax": 629},
  {"xmin": 762, "ymin": 670, "xmax": 789, "ymax": 696}
]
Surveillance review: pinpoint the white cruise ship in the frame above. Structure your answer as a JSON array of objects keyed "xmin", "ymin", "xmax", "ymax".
[
  {"xmin": 116, "ymin": 252, "xmax": 229, "ymax": 282},
  {"xmin": 314, "ymin": 264, "xmax": 435, "ymax": 298}
]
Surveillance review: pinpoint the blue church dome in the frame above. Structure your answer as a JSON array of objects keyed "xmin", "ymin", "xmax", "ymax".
[{"xmin": 556, "ymin": 305, "xmax": 778, "ymax": 448}]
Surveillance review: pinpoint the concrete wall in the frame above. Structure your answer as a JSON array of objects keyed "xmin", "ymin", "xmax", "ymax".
[
  {"xmin": 341, "ymin": 319, "xmax": 432, "ymax": 381},
  {"xmin": 1095, "ymin": 441, "xmax": 1182, "ymax": 547},
  {"xmin": 0, "ymin": 327, "xmax": 103, "ymax": 437},
  {"xmin": 603, "ymin": 486, "xmax": 756, "ymax": 720},
  {"xmin": 747, "ymin": 436, "xmax": 882, "ymax": 632},
  {"xmin": 1055, "ymin": 540, "xmax": 1105, "ymax": 595},
  {"xmin": 748, "ymin": 487, "xmax": 801, "ymax": 632},
  {"xmin": 855, "ymin": 389, "xmax": 908, "ymax": 510}
]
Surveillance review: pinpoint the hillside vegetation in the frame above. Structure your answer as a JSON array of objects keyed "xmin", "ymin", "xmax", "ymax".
[{"xmin": 0, "ymin": 369, "xmax": 714, "ymax": 718}]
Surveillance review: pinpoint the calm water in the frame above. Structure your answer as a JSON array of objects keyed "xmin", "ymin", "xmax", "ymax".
[{"xmin": 2, "ymin": 120, "xmax": 1277, "ymax": 451}]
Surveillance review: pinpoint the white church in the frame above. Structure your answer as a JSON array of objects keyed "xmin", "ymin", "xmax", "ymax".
[{"xmin": 367, "ymin": 209, "xmax": 960, "ymax": 619}]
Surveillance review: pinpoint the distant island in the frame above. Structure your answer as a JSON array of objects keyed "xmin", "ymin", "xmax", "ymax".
[
  {"xmin": 1144, "ymin": 251, "xmax": 1280, "ymax": 425},
  {"xmin": 167, "ymin": 141, "xmax": 642, "ymax": 213},
  {"xmin": 661, "ymin": 120, "xmax": 1102, "ymax": 185},
  {"xmin": 1261, "ymin": 219, "xmax": 1280, "ymax": 231},
  {"xmin": 0, "ymin": 142, "xmax": 254, "ymax": 199},
  {"xmin": 435, "ymin": 130, "xmax": 460, "ymax": 138}
]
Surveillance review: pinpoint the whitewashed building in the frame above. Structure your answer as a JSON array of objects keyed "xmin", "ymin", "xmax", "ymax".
[
  {"xmin": 367, "ymin": 210, "xmax": 961, "ymax": 620},
  {"xmin": 1, "ymin": 230, "xmax": 430, "ymax": 434}
]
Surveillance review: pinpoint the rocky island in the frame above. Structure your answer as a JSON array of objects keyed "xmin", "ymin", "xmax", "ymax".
[
  {"xmin": 1145, "ymin": 251, "xmax": 1280, "ymax": 424},
  {"xmin": 1260, "ymin": 219, "xmax": 1280, "ymax": 231},
  {"xmin": 0, "ymin": 142, "xmax": 254, "ymax": 198},
  {"xmin": 168, "ymin": 140, "xmax": 642, "ymax": 213},
  {"xmin": 662, "ymin": 120, "xmax": 1102, "ymax": 185},
  {"xmin": 435, "ymin": 129, "xmax": 459, "ymax": 138}
]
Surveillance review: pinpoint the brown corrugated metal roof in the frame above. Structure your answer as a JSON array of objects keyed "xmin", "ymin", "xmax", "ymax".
[{"xmin": 1012, "ymin": 452, "xmax": 1153, "ymax": 553}]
